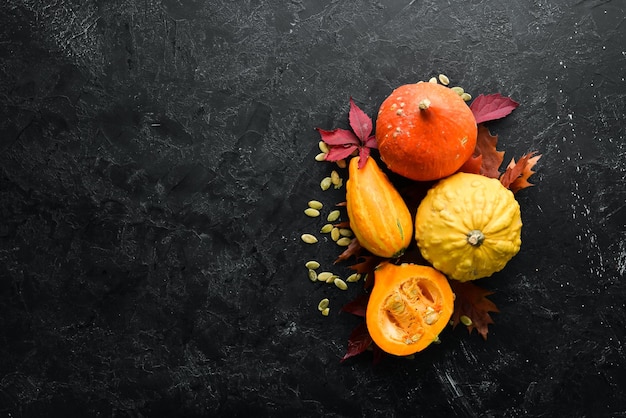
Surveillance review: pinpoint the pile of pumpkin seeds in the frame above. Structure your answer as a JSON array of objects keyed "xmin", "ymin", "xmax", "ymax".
[
  {"xmin": 428, "ymin": 73, "xmax": 472, "ymax": 102},
  {"xmin": 305, "ymin": 259, "xmax": 363, "ymax": 316},
  {"xmin": 299, "ymin": 142, "xmax": 366, "ymax": 316}
]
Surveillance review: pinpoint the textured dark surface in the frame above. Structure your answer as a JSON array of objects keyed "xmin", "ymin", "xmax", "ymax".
[{"xmin": 1, "ymin": 0, "xmax": 625, "ymax": 417}]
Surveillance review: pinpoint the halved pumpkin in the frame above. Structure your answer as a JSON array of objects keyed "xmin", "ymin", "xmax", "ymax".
[{"xmin": 366, "ymin": 262, "xmax": 454, "ymax": 356}]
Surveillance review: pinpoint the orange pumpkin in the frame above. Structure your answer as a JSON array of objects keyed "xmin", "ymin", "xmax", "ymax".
[
  {"xmin": 366, "ymin": 262, "xmax": 454, "ymax": 356},
  {"xmin": 376, "ymin": 82, "xmax": 478, "ymax": 181},
  {"xmin": 346, "ymin": 156, "xmax": 412, "ymax": 258}
]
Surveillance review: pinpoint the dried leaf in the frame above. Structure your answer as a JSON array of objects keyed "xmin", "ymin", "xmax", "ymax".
[
  {"xmin": 470, "ymin": 93, "xmax": 519, "ymax": 124},
  {"xmin": 449, "ymin": 280, "xmax": 499, "ymax": 340},
  {"xmin": 334, "ymin": 237, "xmax": 362, "ymax": 263},
  {"xmin": 476, "ymin": 125, "xmax": 505, "ymax": 178},
  {"xmin": 340, "ymin": 322, "xmax": 372, "ymax": 362},
  {"xmin": 458, "ymin": 125, "xmax": 504, "ymax": 178},
  {"xmin": 348, "ymin": 255, "xmax": 381, "ymax": 275},
  {"xmin": 501, "ymin": 152, "xmax": 541, "ymax": 193},
  {"xmin": 341, "ymin": 293, "xmax": 369, "ymax": 317},
  {"xmin": 316, "ymin": 98, "xmax": 378, "ymax": 168}
]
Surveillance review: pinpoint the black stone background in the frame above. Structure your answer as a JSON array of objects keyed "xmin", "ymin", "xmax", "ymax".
[{"xmin": 1, "ymin": 0, "xmax": 625, "ymax": 417}]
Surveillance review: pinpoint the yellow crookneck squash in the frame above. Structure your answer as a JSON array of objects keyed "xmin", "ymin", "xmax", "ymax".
[
  {"xmin": 346, "ymin": 156, "xmax": 412, "ymax": 258},
  {"xmin": 366, "ymin": 262, "xmax": 454, "ymax": 356},
  {"xmin": 415, "ymin": 172, "xmax": 522, "ymax": 282}
]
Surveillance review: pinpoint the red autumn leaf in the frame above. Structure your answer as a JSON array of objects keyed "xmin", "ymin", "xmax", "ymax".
[
  {"xmin": 341, "ymin": 293, "xmax": 370, "ymax": 317},
  {"xmin": 501, "ymin": 152, "xmax": 541, "ymax": 193},
  {"xmin": 340, "ymin": 322, "xmax": 373, "ymax": 362},
  {"xmin": 449, "ymin": 280, "xmax": 499, "ymax": 340},
  {"xmin": 316, "ymin": 98, "xmax": 378, "ymax": 169},
  {"xmin": 470, "ymin": 93, "xmax": 519, "ymax": 124}
]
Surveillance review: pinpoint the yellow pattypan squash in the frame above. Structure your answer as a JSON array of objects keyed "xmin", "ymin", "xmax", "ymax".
[{"xmin": 415, "ymin": 172, "xmax": 522, "ymax": 282}]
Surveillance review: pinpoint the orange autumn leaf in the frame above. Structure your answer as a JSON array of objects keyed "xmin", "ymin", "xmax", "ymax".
[
  {"xmin": 449, "ymin": 280, "xmax": 499, "ymax": 340},
  {"xmin": 501, "ymin": 152, "xmax": 541, "ymax": 193},
  {"xmin": 458, "ymin": 125, "xmax": 504, "ymax": 178}
]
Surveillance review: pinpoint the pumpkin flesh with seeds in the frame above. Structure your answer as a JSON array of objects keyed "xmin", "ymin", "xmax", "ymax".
[
  {"xmin": 376, "ymin": 82, "xmax": 478, "ymax": 181},
  {"xmin": 415, "ymin": 172, "xmax": 522, "ymax": 282},
  {"xmin": 346, "ymin": 156, "xmax": 412, "ymax": 258},
  {"xmin": 366, "ymin": 262, "xmax": 454, "ymax": 356}
]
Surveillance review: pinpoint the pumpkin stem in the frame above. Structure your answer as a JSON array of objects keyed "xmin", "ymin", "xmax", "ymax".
[
  {"xmin": 418, "ymin": 98, "xmax": 431, "ymax": 110},
  {"xmin": 466, "ymin": 230, "xmax": 485, "ymax": 247}
]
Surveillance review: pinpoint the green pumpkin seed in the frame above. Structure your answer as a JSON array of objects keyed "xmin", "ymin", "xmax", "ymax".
[
  {"xmin": 315, "ymin": 152, "xmax": 327, "ymax": 162},
  {"xmin": 428, "ymin": 77, "xmax": 438, "ymax": 84},
  {"xmin": 308, "ymin": 269, "xmax": 318, "ymax": 282},
  {"xmin": 320, "ymin": 177, "xmax": 332, "ymax": 191},
  {"xmin": 326, "ymin": 275, "xmax": 337, "ymax": 284},
  {"xmin": 451, "ymin": 86, "xmax": 464, "ymax": 95},
  {"xmin": 308, "ymin": 200, "xmax": 323, "ymax": 210},
  {"xmin": 461, "ymin": 92, "xmax": 472, "ymax": 102},
  {"xmin": 321, "ymin": 307, "xmax": 330, "ymax": 316},
  {"xmin": 339, "ymin": 228, "xmax": 353, "ymax": 237},
  {"xmin": 319, "ymin": 141, "xmax": 329, "ymax": 153},
  {"xmin": 330, "ymin": 227, "xmax": 340, "ymax": 242},
  {"xmin": 304, "ymin": 208, "xmax": 320, "ymax": 217},
  {"xmin": 460, "ymin": 315, "xmax": 473, "ymax": 326},
  {"xmin": 320, "ymin": 223, "xmax": 333, "ymax": 233},
  {"xmin": 327, "ymin": 210, "xmax": 340, "ymax": 222},
  {"xmin": 334, "ymin": 278, "xmax": 348, "ymax": 290},
  {"xmin": 346, "ymin": 273, "xmax": 361, "ymax": 283},
  {"xmin": 305, "ymin": 261, "xmax": 320, "ymax": 270},
  {"xmin": 301, "ymin": 234, "xmax": 318, "ymax": 244},
  {"xmin": 318, "ymin": 298, "xmax": 329, "ymax": 311},
  {"xmin": 317, "ymin": 272, "xmax": 333, "ymax": 282},
  {"xmin": 438, "ymin": 74, "xmax": 450, "ymax": 85},
  {"xmin": 336, "ymin": 237, "xmax": 352, "ymax": 246}
]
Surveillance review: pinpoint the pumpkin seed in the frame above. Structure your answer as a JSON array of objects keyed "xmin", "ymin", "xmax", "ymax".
[
  {"xmin": 305, "ymin": 260, "xmax": 320, "ymax": 270},
  {"xmin": 308, "ymin": 269, "xmax": 318, "ymax": 282},
  {"xmin": 334, "ymin": 278, "xmax": 348, "ymax": 290},
  {"xmin": 346, "ymin": 273, "xmax": 361, "ymax": 283},
  {"xmin": 308, "ymin": 200, "xmax": 323, "ymax": 210},
  {"xmin": 320, "ymin": 177, "xmax": 332, "ymax": 191},
  {"xmin": 438, "ymin": 74, "xmax": 450, "ymax": 85},
  {"xmin": 424, "ymin": 311, "xmax": 441, "ymax": 325},
  {"xmin": 318, "ymin": 298, "xmax": 330, "ymax": 311},
  {"xmin": 336, "ymin": 237, "xmax": 352, "ymax": 246},
  {"xmin": 432, "ymin": 335, "xmax": 441, "ymax": 344},
  {"xmin": 315, "ymin": 152, "xmax": 327, "ymax": 162},
  {"xmin": 321, "ymin": 307, "xmax": 330, "ymax": 316},
  {"xmin": 301, "ymin": 234, "xmax": 318, "ymax": 244},
  {"xmin": 460, "ymin": 315, "xmax": 473, "ymax": 326},
  {"xmin": 326, "ymin": 275, "xmax": 337, "ymax": 284},
  {"xmin": 327, "ymin": 210, "xmax": 341, "ymax": 222},
  {"xmin": 320, "ymin": 223, "xmax": 333, "ymax": 233},
  {"xmin": 461, "ymin": 92, "xmax": 472, "ymax": 102},
  {"xmin": 428, "ymin": 77, "xmax": 438, "ymax": 84},
  {"xmin": 331, "ymin": 227, "xmax": 340, "ymax": 242},
  {"xmin": 330, "ymin": 170, "xmax": 340, "ymax": 185},
  {"xmin": 339, "ymin": 228, "xmax": 353, "ymax": 237},
  {"xmin": 318, "ymin": 141, "xmax": 329, "ymax": 153},
  {"xmin": 304, "ymin": 208, "xmax": 320, "ymax": 217},
  {"xmin": 317, "ymin": 271, "xmax": 333, "ymax": 282},
  {"xmin": 451, "ymin": 86, "xmax": 464, "ymax": 95}
]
